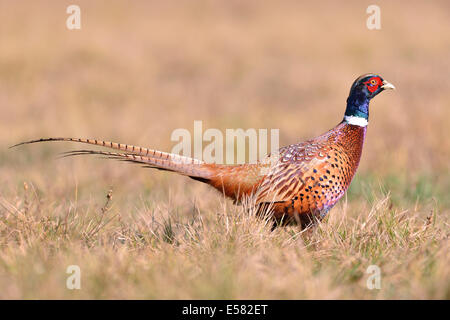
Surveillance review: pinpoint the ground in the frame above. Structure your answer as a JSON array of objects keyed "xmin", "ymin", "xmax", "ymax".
[{"xmin": 0, "ymin": 1, "xmax": 449, "ymax": 299}]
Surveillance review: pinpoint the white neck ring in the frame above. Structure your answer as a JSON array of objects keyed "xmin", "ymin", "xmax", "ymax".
[{"xmin": 344, "ymin": 115, "xmax": 368, "ymax": 127}]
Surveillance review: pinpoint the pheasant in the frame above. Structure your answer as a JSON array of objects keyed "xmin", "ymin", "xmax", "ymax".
[{"xmin": 12, "ymin": 74, "xmax": 394, "ymax": 228}]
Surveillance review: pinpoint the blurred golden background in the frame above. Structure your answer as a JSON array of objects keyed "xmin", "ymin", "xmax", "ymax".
[{"xmin": 0, "ymin": 0, "xmax": 448, "ymax": 299}]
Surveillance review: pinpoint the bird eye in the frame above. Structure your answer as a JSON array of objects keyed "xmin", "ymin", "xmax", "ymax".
[{"xmin": 370, "ymin": 79, "xmax": 377, "ymax": 85}]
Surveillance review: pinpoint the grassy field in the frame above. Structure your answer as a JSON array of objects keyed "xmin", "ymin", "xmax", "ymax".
[{"xmin": 0, "ymin": 1, "xmax": 449, "ymax": 299}]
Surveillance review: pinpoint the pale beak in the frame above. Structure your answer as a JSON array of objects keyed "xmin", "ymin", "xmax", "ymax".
[{"xmin": 381, "ymin": 80, "xmax": 395, "ymax": 90}]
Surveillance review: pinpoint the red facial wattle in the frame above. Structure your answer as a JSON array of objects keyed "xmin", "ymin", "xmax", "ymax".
[{"xmin": 363, "ymin": 77, "xmax": 382, "ymax": 93}]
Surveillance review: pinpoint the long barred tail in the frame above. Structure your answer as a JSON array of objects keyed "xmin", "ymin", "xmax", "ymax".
[{"xmin": 11, "ymin": 137, "xmax": 214, "ymax": 181}]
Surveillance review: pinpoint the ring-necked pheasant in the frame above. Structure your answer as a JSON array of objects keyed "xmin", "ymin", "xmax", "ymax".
[{"xmin": 12, "ymin": 74, "xmax": 394, "ymax": 228}]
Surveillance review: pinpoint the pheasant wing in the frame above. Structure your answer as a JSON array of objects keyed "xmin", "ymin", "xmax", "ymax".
[{"xmin": 255, "ymin": 141, "xmax": 331, "ymax": 204}]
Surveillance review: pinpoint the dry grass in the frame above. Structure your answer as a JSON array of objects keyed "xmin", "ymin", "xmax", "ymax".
[
  {"xmin": 0, "ymin": 187, "xmax": 447, "ymax": 299},
  {"xmin": 0, "ymin": 0, "xmax": 449, "ymax": 299}
]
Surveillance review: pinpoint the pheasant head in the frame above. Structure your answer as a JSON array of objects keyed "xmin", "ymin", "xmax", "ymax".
[{"xmin": 344, "ymin": 74, "xmax": 395, "ymax": 126}]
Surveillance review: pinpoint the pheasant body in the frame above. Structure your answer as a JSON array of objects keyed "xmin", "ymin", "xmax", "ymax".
[
  {"xmin": 256, "ymin": 122, "xmax": 366, "ymax": 225},
  {"xmin": 13, "ymin": 74, "xmax": 394, "ymax": 228},
  {"xmin": 197, "ymin": 120, "xmax": 366, "ymax": 225}
]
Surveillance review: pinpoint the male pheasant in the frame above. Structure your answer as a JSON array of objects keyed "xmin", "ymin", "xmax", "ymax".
[{"xmin": 13, "ymin": 74, "xmax": 395, "ymax": 228}]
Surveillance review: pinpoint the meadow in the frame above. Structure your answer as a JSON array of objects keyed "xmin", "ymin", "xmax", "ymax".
[{"xmin": 0, "ymin": 1, "xmax": 449, "ymax": 299}]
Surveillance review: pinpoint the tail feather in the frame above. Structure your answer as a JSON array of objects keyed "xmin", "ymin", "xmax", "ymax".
[
  {"xmin": 11, "ymin": 137, "xmax": 265, "ymax": 200},
  {"xmin": 12, "ymin": 137, "xmax": 213, "ymax": 180},
  {"xmin": 11, "ymin": 137, "xmax": 201, "ymax": 164}
]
